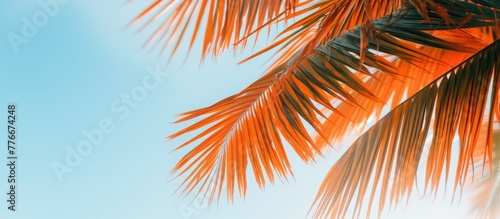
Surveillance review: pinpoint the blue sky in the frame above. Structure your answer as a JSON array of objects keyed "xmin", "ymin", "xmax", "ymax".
[{"xmin": 0, "ymin": 1, "xmax": 475, "ymax": 219}]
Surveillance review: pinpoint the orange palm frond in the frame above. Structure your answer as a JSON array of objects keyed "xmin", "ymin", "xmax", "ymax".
[
  {"xmin": 169, "ymin": 67, "xmax": 317, "ymax": 202},
  {"xmin": 239, "ymin": 0, "xmax": 447, "ymax": 68},
  {"xmin": 310, "ymin": 40, "xmax": 500, "ymax": 219},
  {"xmin": 468, "ymin": 123, "xmax": 500, "ymax": 219},
  {"xmin": 470, "ymin": 173, "xmax": 500, "ymax": 219},
  {"xmin": 315, "ymin": 28, "xmax": 494, "ymax": 150},
  {"xmin": 130, "ymin": 0, "xmax": 305, "ymax": 60},
  {"xmin": 169, "ymin": 0, "xmax": 499, "ymax": 204}
]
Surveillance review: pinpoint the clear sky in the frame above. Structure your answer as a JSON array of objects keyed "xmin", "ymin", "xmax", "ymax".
[{"xmin": 0, "ymin": 1, "xmax": 476, "ymax": 219}]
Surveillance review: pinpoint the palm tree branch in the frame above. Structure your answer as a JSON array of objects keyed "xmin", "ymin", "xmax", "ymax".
[
  {"xmin": 310, "ymin": 39, "xmax": 500, "ymax": 219},
  {"xmin": 314, "ymin": 27, "xmax": 495, "ymax": 150},
  {"xmin": 469, "ymin": 126, "xmax": 500, "ymax": 219},
  {"xmin": 239, "ymin": 0, "xmax": 450, "ymax": 69},
  {"xmin": 129, "ymin": 0, "xmax": 305, "ymax": 60},
  {"xmin": 170, "ymin": 0, "xmax": 499, "ymax": 204}
]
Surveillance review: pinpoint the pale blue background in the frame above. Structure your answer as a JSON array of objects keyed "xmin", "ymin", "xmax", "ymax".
[{"xmin": 0, "ymin": 1, "xmax": 472, "ymax": 219}]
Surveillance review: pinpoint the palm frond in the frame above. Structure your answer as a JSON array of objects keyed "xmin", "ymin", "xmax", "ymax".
[
  {"xmin": 315, "ymin": 29, "xmax": 492, "ymax": 149},
  {"xmin": 169, "ymin": 0, "xmax": 500, "ymax": 204},
  {"xmin": 130, "ymin": 0, "xmax": 303, "ymax": 60},
  {"xmin": 240, "ymin": 0, "xmax": 447, "ymax": 68},
  {"xmin": 469, "ymin": 127, "xmax": 500, "ymax": 219},
  {"xmin": 239, "ymin": 0, "xmax": 410, "ymax": 67},
  {"xmin": 310, "ymin": 39, "xmax": 500, "ymax": 219}
]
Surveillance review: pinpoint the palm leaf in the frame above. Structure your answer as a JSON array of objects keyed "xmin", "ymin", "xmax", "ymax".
[
  {"xmin": 469, "ymin": 126, "xmax": 500, "ymax": 219},
  {"xmin": 239, "ymin": 0, "xmax": 447, "ymax": 68},
  {"xmin": 169, "ymin": 0, "xmax": 500, "ymax": 204},
  {"xmin": 310, "ymin": 39, "xmax": 500, "ymax": 219},
  {"xmin": 129, "ymin": 0, "xmax": 303, "ymax": 60},
  {"xmin": 239, "ymin": 0, "xmax": 411, "ymax": 67},
  {"xmin": 315, "ymin": 29, "xmax": 492, "ymax": 149}
]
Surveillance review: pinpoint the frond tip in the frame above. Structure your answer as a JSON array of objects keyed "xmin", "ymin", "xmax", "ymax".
[
  {"xmin": 310, "ymin": 40, "xmax": 500, "ymax": 219},
  {"xmin": 469, "ymin": 128, "xmax": 500, "ymax": 219},
  {"xmin": 130, "ymin": 0, "xmax": 302, "ymax": 60}
]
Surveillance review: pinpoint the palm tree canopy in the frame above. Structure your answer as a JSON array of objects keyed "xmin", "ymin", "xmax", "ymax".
[{"xmin": 131, "ymin": 0, "xmax": 499, "ymax": 218}]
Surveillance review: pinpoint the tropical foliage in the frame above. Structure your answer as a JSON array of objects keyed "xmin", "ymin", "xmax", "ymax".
[
  {"xmin": 470, "ymin": 127, "xmax": 500, "ymax": 219},
  {"xmin": 131, "ymin": 0, "xmax": 500, "ymax": 218}
]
